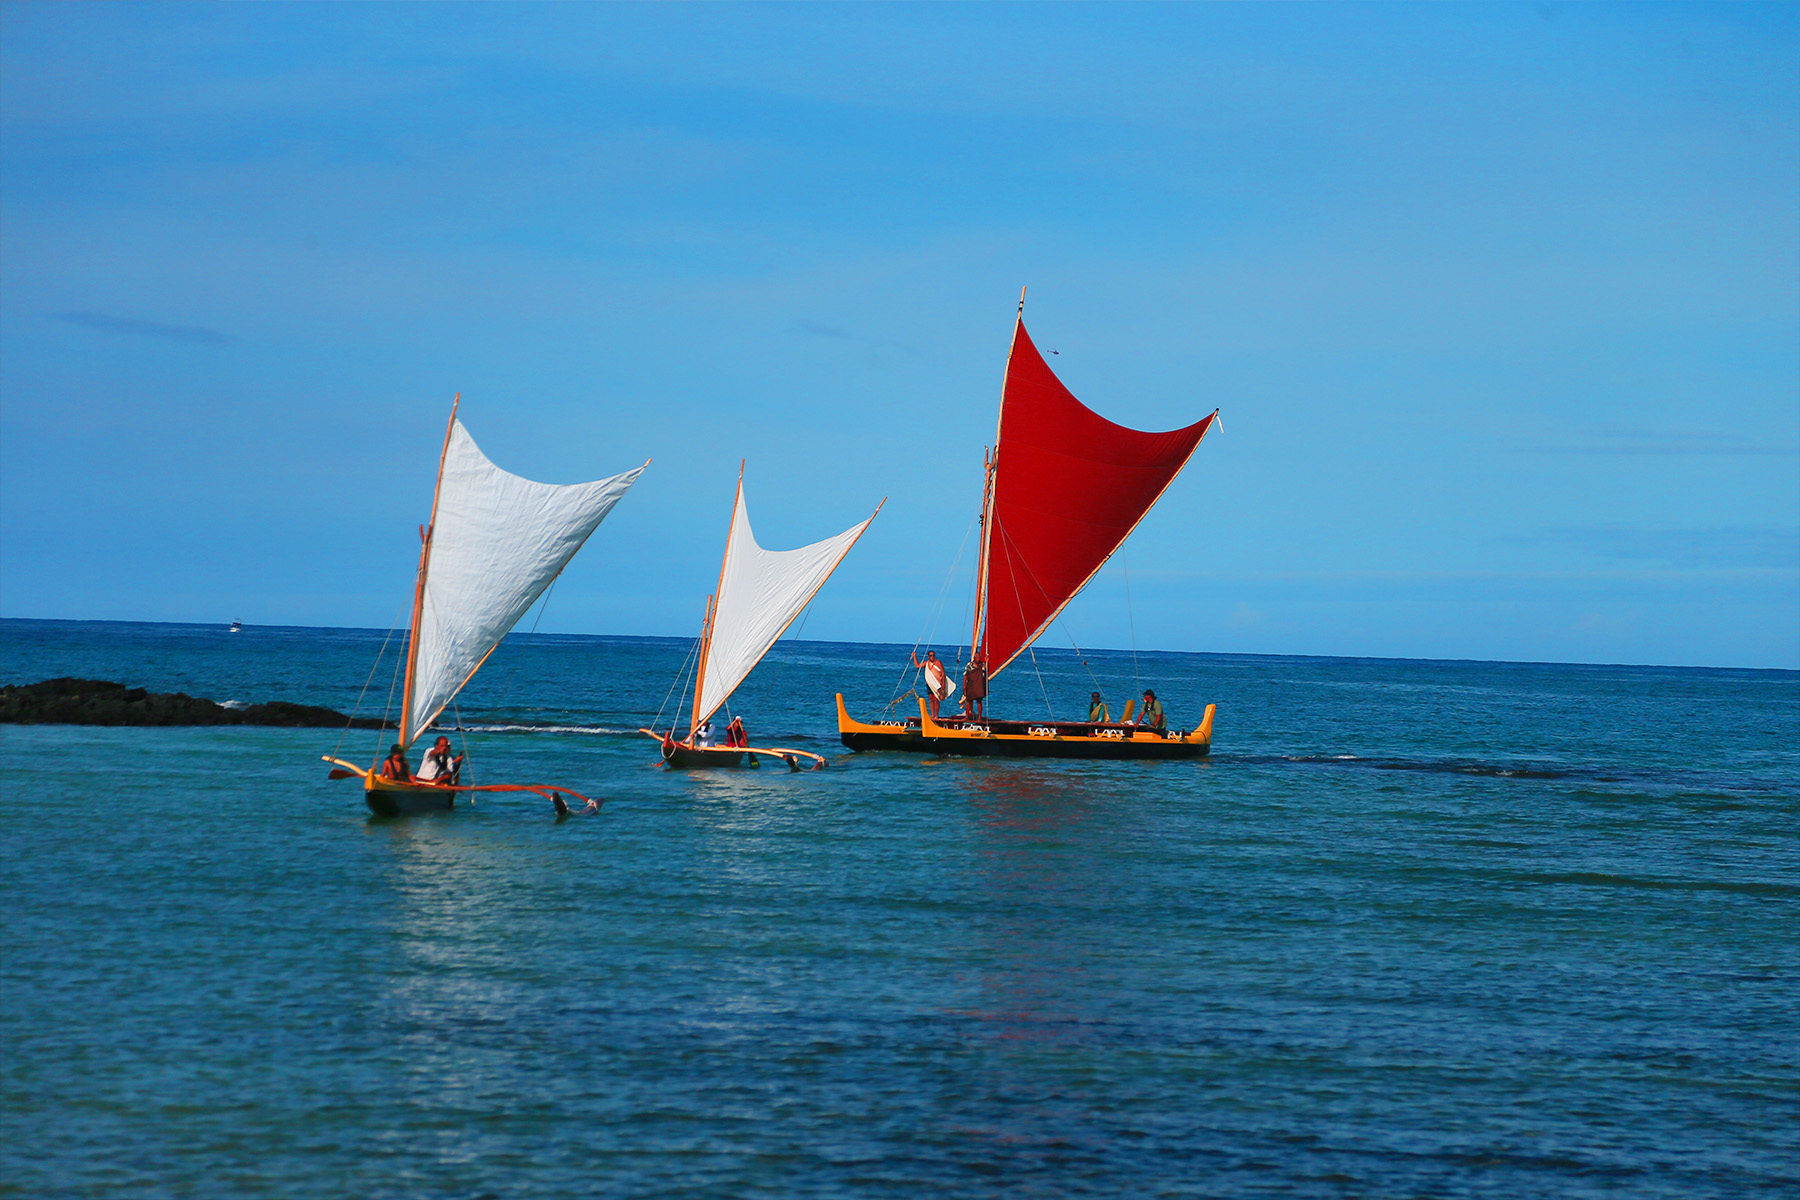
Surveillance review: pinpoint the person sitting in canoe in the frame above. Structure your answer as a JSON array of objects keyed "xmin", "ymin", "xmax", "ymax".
[
  {"xmin": 725, "ymin": 717, "xmax": 748, "ymax": 748},
  {"xmin": 1088, "ymin": 691, "xmax": 1110, "ymax": 723},
  {"xmin": 695, "ymin": 720, "xmax": 717, "ymax": 747},
  {"xmin": 417, "ymin": 735, "xmax": 464, "ymax": 785},
  {"xmin": 379, "ymin": 744, "xmax": 411, "ymax": 781},
  {"xmin": 911, "ymin": 649, "xmax": 951, "ymax": 718},
  {"xmin": 1136, "ymin": 689, "xmax": 1166, "ymax": 733}
]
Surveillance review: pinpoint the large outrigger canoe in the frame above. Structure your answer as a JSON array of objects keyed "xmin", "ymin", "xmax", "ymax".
[
  {"xmin": 838, "ymin": 290, "xmax": 1218, "ymax": 759},
  {"xmin": 325, "ymin": 396, "xmax": 646, "ymax": 815}
]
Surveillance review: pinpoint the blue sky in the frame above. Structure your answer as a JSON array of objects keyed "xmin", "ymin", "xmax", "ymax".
[{"xmin": 2, "ymin": 2, "xmax": 1795, "ymax": 668}]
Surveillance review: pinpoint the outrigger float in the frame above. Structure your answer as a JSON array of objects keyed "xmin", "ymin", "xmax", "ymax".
[
  {"xmin": 326, "ymin": 396, "xmax": 646, "ymax": 815},
  {"xmin": 642, "ymin": 464, "xmax": 879, "ymax": 770},
  {"xmin": 838, "ymin": 289, "xmax": 1219, "ymax": 759}
]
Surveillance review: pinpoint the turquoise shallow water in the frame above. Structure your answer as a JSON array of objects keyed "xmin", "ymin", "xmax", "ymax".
[{"xmin": 2, "ymin": 618, "xmax": 1796, "ymax": 1198}]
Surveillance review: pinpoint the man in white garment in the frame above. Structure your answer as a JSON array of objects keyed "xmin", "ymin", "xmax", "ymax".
[
  {"xmin": 911, "ymin": 649, "xmax": 952, "ymax": 718},
  {"xmin": 417, "ymin": 735, "xmax": 463, "ymax": 784}
]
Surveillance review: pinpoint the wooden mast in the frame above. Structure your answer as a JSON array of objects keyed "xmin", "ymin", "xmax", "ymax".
[
  {"xmin": 689, "ymin": 462, "xmax": 744, "ymax": 743},
  {"xmin": 969, "ymin": 287, "xmax": 1024, "ymax": 668},
  {"xmin": 397, "ymin": 393, "xmax": 460, "ymax": 752},
  {"xmin": 970, "ymin": 445, "xmax": 995, "ymax": 660}
]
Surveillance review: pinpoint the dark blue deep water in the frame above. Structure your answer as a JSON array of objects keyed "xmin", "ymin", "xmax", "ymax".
[{"xmin": 2, "ymin": 619, "xmax": 1796, "ymax": 1198}]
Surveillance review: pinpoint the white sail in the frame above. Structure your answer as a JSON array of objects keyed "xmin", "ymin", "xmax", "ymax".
[
  {"xmin": 692, "ymin": 479, "xmax": 875, "ymax": 736},
  {"xmin": 409, "ymin": 420, "xmax": 644, "ymax": 743}
]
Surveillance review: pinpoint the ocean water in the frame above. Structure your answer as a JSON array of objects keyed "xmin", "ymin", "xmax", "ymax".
[{"xmin": 1, "ymin": 618, "xmax": 1795, "ymax": 1198}]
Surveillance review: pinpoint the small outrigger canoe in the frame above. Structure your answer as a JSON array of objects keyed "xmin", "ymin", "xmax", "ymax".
[
  {"xmin": 638, "ymin": 731, "xmax": 826, "ymax": 771},
  {"xmin": 641, "ymin": 463, "xmax": 878, "ymax": 771},
  {"xmin": 324, "ymin": 757, "xmax": 601, "ymax": 817},
  {"xmin": 324, "ymin": 394, "xmax": 646, "ymax": 815}
]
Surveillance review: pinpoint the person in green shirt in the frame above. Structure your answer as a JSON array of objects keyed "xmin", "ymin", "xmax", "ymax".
[
  {"xmin": 1087, "ymin": 691, "xmax": 1110, "ymax": 723},
  {"xmin": 1137, "ymin": 689, "xmax": 1166, "ymax": 733}
]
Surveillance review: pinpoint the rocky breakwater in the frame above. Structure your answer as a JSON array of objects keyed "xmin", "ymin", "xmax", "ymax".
[{"xmin": 0, "ymin": 677, "xmax": 392, "ymax": 728}]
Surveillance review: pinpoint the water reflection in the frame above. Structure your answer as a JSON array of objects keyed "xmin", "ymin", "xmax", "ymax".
[
  {"xmin": 359, "ymin": 814, "xmax": 562, "ymax": 1115},
  {"xmin": 960, "ymin": 765, "xmax": 1130, "ymax": 1039}
]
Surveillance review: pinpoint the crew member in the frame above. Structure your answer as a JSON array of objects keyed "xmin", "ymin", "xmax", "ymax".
[
  {"xmin": 912, "ymin": 649, "xmax": 951, "ymax": 718},
  {"xmin": 725, "ymin": 717, "xmax": 748, "ymax": 748},
  {"xmin": 1137, "ymin": 689, "xmax": 1166, "ymax": 733},
  {"xmin": 962, "ymin": 659, "xmax": 987, "ymax": 718},
  {"xmin": 379, "ymin": 744, "xmax": 411, "ymax": 781},
  {"xmin": 417, "ymin": 735, "xmax": 463, "ymax": 784},
  {"xmin": 1088, "ymin": 691, "xmax": 1110, "ymax": 723}
]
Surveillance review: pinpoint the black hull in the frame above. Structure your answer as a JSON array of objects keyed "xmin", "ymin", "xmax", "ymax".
[
  {"xmin": 365, "ymin": 789, "xmax": 458, "ymax": 817},
  {"xmin": 661, "ymin": 745, "xmax": 757, "ymax": 770}
]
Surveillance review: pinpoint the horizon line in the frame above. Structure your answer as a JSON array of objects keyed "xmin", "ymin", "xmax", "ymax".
[{"xmin": 1, "ymin": 615, "xmax": 1793, "ymax": 676}]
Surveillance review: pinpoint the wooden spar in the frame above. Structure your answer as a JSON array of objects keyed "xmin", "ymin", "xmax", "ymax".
[
  {"xmin": 689, "ymin": 462, "xmax": 743, "ymax": 741},
  {"xmin": 397, "ymin": 393, "xmax": 460, "ymax": 752},
  {"xmin": 969, "ymin": 289, "xmax": 1022, "ymax": 666},
  {"xmin": 970, "ymin": 446, "xmax": 994, "ymax": 661}
]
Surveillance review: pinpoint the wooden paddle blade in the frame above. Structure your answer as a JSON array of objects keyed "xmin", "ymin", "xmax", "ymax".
[{"xmin": 327, "ymin": 768, "xmax": 358, "ymax": 780}]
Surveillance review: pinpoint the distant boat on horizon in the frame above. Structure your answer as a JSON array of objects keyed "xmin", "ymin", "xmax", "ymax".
[{"xmin": 228, "ymin": 620, "xmax": 242, "ymax": 633}]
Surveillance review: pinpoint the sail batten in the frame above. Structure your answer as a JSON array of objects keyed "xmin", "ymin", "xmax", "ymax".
[
  {"xmin": 979, "ymin": 319, "xmax": 1214, "ymax": 678},
  {"xmin": 690, "ymin": 480, "xmax": 876, "ymax": 737},
  {"xmin": 406, "ymin": 420, "xmax": 644, "ymax": 744}
]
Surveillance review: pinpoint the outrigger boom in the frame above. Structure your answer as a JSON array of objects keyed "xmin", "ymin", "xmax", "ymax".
[{"xmin": 323, "ymin": 756, "xmax": 601, "ymax": 817}]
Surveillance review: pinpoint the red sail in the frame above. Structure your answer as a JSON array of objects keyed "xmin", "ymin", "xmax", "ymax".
[{"xmin": 980, "ymin": 319, "xmax": 1215, "ymax": 678}]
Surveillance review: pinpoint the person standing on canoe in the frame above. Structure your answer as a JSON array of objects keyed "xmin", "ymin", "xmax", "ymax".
[
  {"xmin": 912, "ymin": 649, "xmax": 951, "ymax": 718},
  {"xmin": 1088, "ymin": 691, "xmax": 1110, "ymax": 723},
  {"xmin": 962, "ymin": 660, "xmax": 987, "ymax": 718},
  {"xmin": 1137, "ymin": 689, "xmax": 1166, "ymax": 733}
]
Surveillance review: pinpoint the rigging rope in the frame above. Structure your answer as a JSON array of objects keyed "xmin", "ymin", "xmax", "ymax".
[
  {"xmin": 1122, "ymin": 550, "xmax": 1141, "ymax": 696},
  {"xmin": 1062, "ymin": 624, "xmax": 1105, "ymax": 704},
  {"xmin": 760, "ymin": 597, "xmax": 813, "ymax": 706},
  {"xmin": 485, "ymin": 576, "xmax": 559, "ymax": 723},
  {"xmin": 1026, "ymin": 643, "xmax": 1054, "ymax": 718},
  {"xmin": 886, "ymin": 509, "xmax": 978, "ymax": 714},
  {"xmin": 333, "ymin": 598, "xmax": 410, "ymax": 764},
  {"xmin": 451, "ymin": 696, "xmax": 471, "ymax": 802},
  {"xmin": 376, "ymin": 623, "xmax": 408, "ymax": 763},
  {"xmin": 652, "ymin": 632, "xmax": 704, "ymax": 738}
]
